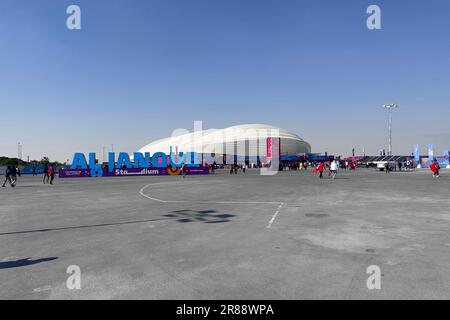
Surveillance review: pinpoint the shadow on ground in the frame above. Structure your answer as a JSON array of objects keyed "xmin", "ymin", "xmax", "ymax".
[
  {"xmin": 163, "ymin": 209, "xmax": 235, "ymax": 223},
  {"xmin": 0, "ymin": 218, "xmax": 167, "ymax": 236},
  {"xmin": 0, "ymin": 257, "xmax": 58, "ymax": 269}
]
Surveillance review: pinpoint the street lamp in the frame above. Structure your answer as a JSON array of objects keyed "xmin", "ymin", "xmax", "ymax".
[
  {"xmin": 383, "ymin": 103, "xmax": 399, "ymax": 156},
  {"xmin": 18, "ymin": 142, "xmax": 22, "ymax": 161}
]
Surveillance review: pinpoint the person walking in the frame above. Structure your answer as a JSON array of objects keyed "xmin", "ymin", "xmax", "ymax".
[
  {"xmin": 49, "ymin": 164, "xmax": 55, "ymax": 184},
  {"xmin": 384, "ymin": 162, "xmax": 390, "ymax": 173},
  {"xmin": 43, "ymin": 163, "xmax": 49, "ymax": 184},
  {"xmin": 430, "ymin": 160, "xmax": 440, "ymax": 178},
  {"xmin": 2, "ymin": 166, "xmax": 14, "ymax": 187},
  {"xmin": 434, "ymin": 160, "xmax": 441, "ymax": 178},
  {"xmin": 317, "ymin": 162, "xmax": 324, "ymax": 179},
  {"xmin": 330, "ymin": 160, "xmax": 338, "ymax": 179},
  {"xmin": 181, "ymin": 162, "xmax": 187, "ymax": 178},
  {"xmin": 9, "ymin": 166, "xmax": 18, "ymax": 186}
]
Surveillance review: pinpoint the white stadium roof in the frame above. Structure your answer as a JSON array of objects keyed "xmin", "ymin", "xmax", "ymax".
[{"xmin": 138, "ymin": 124, "xmax": 311, "ymax": 157}]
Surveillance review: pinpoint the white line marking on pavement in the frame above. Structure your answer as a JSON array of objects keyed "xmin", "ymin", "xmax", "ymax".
[
  {"xmin": 267, "ymin": 203, "xmax": 284, "ymax": 229},
  {"xmin": 33, "ymin": 285, "xmax": 54, "ymax": 293},
  {"xmin": 139, "ymin": 184, "xmax": 168, "ymax": 203},
  {"xmin": 139, "ymin": 181, "xmax": 286, "ymax": 228},
  {"xmin": 139, "ymin": 182, "xmax": 281, "ymax": 205}
]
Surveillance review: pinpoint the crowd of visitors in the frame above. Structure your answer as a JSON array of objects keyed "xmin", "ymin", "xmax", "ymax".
[
  {"xmin": 2, "ymin": 163, "xmax": 55, "ymax": 188},
  {"xmin": 2, "ymin": 157, "xmax": 446, "ymax": 187}
]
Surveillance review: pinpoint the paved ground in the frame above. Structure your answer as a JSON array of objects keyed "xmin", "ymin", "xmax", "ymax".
[{"xmin": 0, "ymin": 168, "xmax": 449, "ymax": 299}]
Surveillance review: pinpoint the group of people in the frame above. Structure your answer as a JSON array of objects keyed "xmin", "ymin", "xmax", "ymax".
[
  {"xmin": 2, "ymin": 159, "xmax": 445, "ymax": 187},
  {"xmin": 384, "ymin": 160, "xmax": 416, "ymax": 172},
  {"xmin": 283, "ymin": 160, "xmax": 357, "ymax": 172},
  {"xmin": 42, "ymin": 164, "xmax": 55, "ymax": 184},
  {"xmin": 2, "ymin": 166, "xmax": 20, "ymax": 187},
  {"xmin": 2, "ymin": 163, "xmax": 55, "ymax": 188},
  {"xmin": 229, "ymin": 163, "xmax": 247, "ymax": 174},
  {"xmin": 312, "ymin": 160, "xmax": 340, "ymax": 179}
]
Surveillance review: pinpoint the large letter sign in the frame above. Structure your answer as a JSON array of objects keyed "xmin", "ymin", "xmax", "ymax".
[{"xmin": 64, "ymin": 150, "xmax": 203, "ymax": 178}]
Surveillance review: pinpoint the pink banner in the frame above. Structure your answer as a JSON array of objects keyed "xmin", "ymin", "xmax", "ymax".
[{"xmin": 267, "ymin": 138, "xmax": 273, "ymax": 159}]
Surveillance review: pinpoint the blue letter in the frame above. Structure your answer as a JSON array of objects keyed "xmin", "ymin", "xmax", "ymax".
[
  {"xmin": 108, "ymin": 152, "xmax": 115, "ymax": 172},
  {"xmin": 117, "ymin": 152, "xmax": 132, "ymax": 168},
  {"xmin": 134, "ymin": 152, "xmax": 151, "ymax": 168},
  {"xmin": 89, "ymin": 153, "xmax": 101, "ymax": 170},
  {"xmin": 185, "ymin": 152, "xmax": 200, "ymax": 167},
  {"xmin": 71, "ymin": 153, "xmax": 88, "ymax": 169},
  {"xmin": 170, "ymin": 147, "xmax": 184, "ymax": 168},
  {"xmin": 152, "ymin": 152, "xmax": 167, "ymax": 168}
]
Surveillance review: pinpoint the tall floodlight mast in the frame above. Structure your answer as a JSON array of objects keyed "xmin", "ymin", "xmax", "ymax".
[{"xmin": 383, "ymin": 103, "xmax": 399, "ymax": 156}]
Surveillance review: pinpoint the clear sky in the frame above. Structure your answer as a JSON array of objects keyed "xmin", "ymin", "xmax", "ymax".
[{"xmin": 1, "ymin": 0, "xmax": 449, "ymax": 162}]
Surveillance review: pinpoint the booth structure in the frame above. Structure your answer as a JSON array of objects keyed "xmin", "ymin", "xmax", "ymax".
[{"xmin": 414, "ymin": 145, "xmax": 450, "ymax": 168}]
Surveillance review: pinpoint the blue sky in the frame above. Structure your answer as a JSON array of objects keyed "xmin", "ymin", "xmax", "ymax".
[{"xmin": 0, "ymin": 0, "xmax": 449, "ymax": 162}]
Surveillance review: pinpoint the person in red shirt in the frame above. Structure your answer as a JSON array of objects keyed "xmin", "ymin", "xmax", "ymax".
[
  {"xmin": 49, "ymin": 164, "xmax": 55, "ymax": 184},
  {"xmin": 317, "ymin": 162, "xmax": 325, "ymax": 179},
  {"xmin": 430, "ymin": 160, "xmax": 440, "ymax": 178}
]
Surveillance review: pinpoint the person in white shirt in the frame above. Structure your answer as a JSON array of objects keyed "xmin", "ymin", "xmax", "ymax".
[{"xmin": 330, "ymin": 160, "xmax": 338, "ymax": 179}]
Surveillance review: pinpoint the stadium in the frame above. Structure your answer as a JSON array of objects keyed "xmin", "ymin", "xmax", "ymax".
[{"xmin": 137, "ymin": 124, "xmax": 311, "ymax": 165}]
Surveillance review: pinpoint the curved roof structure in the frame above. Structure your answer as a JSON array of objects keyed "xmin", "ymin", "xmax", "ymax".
[{"xmin": 138, "ymin": 124, "xmax": 311, "ymax": 158}]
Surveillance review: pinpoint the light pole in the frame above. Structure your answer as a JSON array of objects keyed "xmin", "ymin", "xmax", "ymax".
[
  {"xmin": 383, "ymin": 103, "xmax": 399, "ymax": 156},
  {"xmin": 18, "ymin": 142, "xmax": 22, "ymax": 161}
]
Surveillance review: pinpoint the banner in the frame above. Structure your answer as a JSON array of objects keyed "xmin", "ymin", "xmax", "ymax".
[
  {"xmin": 59, "ymin": 166, "xmax": 209, "ymax": 178},
  {"xmin": 413, "ymin": 145, "xmax": 420, "ymax": 163},
  {"xmin": 444, "ymin": 150, "xmax": 450, "ymax": 167},
  {"xmin": 263, "ymin": 137, "xmax": 280, "ymax": 174},
  {"xmin": 427, "ymin": 144, "xmax": 434, "ymax": 167},
  {"xmin": 267, "ymin": 138, "xmax": 273, "ymax": 159}
]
